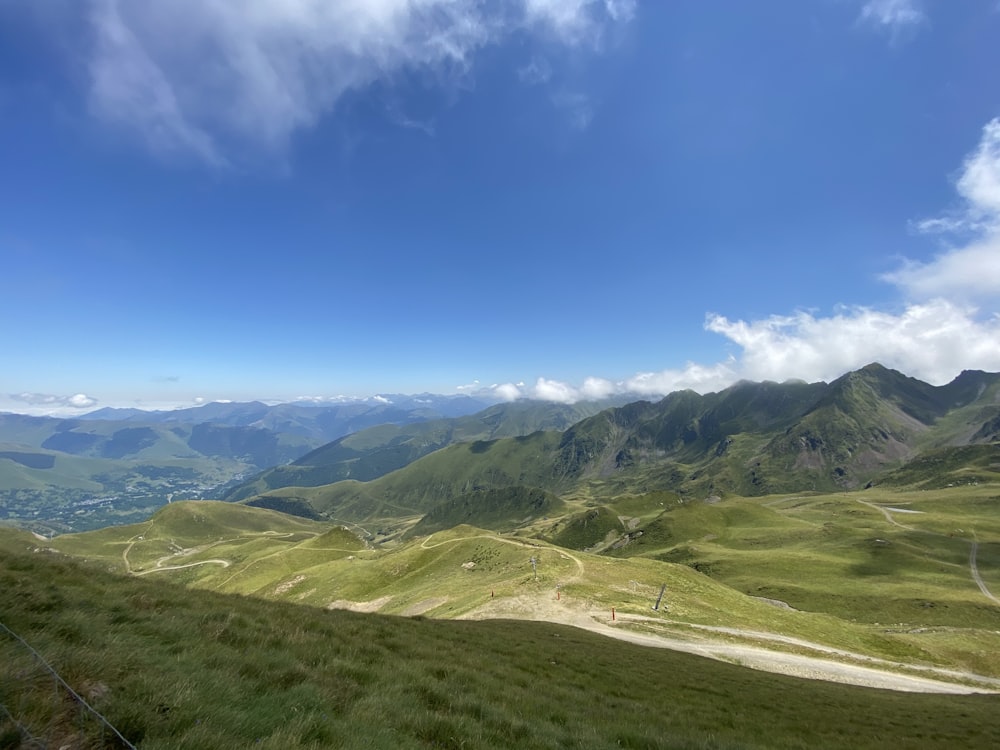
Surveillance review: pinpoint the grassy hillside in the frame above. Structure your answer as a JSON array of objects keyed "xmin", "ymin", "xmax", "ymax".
[
  {"xmin": 592, "ymin": 484, "xmax": 1000, "ymax": 675},
  {"xmin": 257, "ymin": 430, "xmax": 572, "ymax": 524},
  {"xmin": 4, "ymin": 547, "xmax": 1000, "ymax": 749},
  {"xmin": 223, "ymin": 399, "xmax": 626, "ymax": 502},
  {"xmin": 408, "ymin": 486, "xmax": 566, "ymax": 536},
  {"xmin": 24, "ymin": 498, "xmax": 1000, "ymax": 684},
  {"xmin": 242, "ymin": 366, "xmax": 1000, "ymax": 527}
]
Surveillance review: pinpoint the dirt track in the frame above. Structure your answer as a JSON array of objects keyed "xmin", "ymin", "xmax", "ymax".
[{"xmin": 460, "ymin": 592, "xmax": 1000, "ymax": 695}]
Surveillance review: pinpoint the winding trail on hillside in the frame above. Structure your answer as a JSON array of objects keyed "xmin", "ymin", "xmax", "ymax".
[
  {"xmin": 134, "ymin": 559, "xmax": 230, "ymax": 575},
  {"xmin": 856, "ymin": 499, "xmax": 1000, "ymax": 606},
  {"xmin": 460, "ymin": 593, "xmax": 1000, "ymax": 694},
  {"xmin": 420, "ymin": 532, "xmax": 586, "ymax": 579},
  {"xmin": 122, "ymin": 528, "xmax": 319, "ymax": 583},
  {"xmin": 855, "ymin": 498, "xmax": 915, "ymax": 530},
  {"xmin": 969, "ymin": 538, "xmax": 1000, "ymax": 605}
]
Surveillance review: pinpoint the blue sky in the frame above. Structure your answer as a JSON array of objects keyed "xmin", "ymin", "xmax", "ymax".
[{"xmin": 2, "ymin": 0, "xmax": 1000, "ymax": 415}]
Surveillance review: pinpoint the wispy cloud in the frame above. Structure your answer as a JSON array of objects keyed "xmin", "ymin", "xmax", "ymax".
[
  {"xmin": 881, "ymin": 242, "xmax": 1000, "ymax": 301},
  {"xmin": 889, "ymin": 118, "xmax": 1000, "ymax": 301},
  {"xmin": 83, "ymin": 0, "xmax": 633, "ymax": 166},
  {"xmin": 525, "ymin": 0, "xmax": 634, "ymax": 45},
  {"xmin": 518, "ymin": 56, "xmax": 553, "ymax": 85},
  {"xmin": 916, "ymin": 118, "xmax": 1000, "ymax": 236},
  {"xmin": 89, "ymin": 0, "xmax": 224, "ymax": 166},
  {"xmin": 11, "ymin": 392, "xmax": 98, "ymax": 410},
  {"xmin": 552, "ymin": 90, "xmax": 595, "ymax": 130},
  {"xmin": 859, "ymin": 0, "xmax": 926, "ymax": 33}
]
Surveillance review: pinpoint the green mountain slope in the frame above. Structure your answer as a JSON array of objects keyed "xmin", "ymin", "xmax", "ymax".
[
  {"xmin": 222, "ymin": 399, "xmax": 628, "ymax": 501},
  {"xmin": 249, "ymin": 365, "xmax": 1000, "ymax": 526}
]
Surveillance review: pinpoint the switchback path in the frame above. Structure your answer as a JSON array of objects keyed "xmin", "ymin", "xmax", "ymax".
[
  {"xmin": 420, "ymin": 532, "xmax": 586, "ymax": 579},
  {"xmin": 970, "ymin": 538, "xmax": 1000, "ymax": 605}
]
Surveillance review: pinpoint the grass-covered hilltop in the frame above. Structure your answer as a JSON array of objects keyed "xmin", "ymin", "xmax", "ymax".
[{"xmin": 2, "ymin": 364, "xmax": 1000, "ymax": 748}]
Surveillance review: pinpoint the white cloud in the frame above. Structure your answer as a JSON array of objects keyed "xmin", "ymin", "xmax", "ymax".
[
  {"xmin": 472, "ymin": 297, "xmax": 1000, "ymax": 406},
  {"xmin": 580, "ymin": 376, "xmax": 617, "ymax": 399},
  {"xmin": 859, "ymin": 0, "xmax": 925, "ymax": 31},
  {"xmin": 524, "ymin": 0, "xmax": 618, "ymax": 44},
  {"xmin": 918, "ymin": 118, "xmax": 1000, "ymax": 235},
  {"xmin": 491, "ymin": 382, "xmax": 523, "ymax": 401},
  {"xmin": 889, "ymin": 118, "xmax": 1000, "ymax": 301},
  {"xmin": 533, "ymin": 377, "xmax": 581, "ymax": 403},
  {"xmin": 956, "ymin": 119, "xmax": 1000, "ymax": 222},
  {"xmin": 604, "ymin": 0, "xmax": 637, "ymax": 23},
  {"xmin": 705, "ymin": 303, "xmax": 1000, "ymax": 386},
  {"xmin": 624, "ymin": 360, "xmax": 740, "ymax": 397},
  {"xmin": 881, "ymin": 241, "xmax": 1000, "ymax": 300},
  {"xmin": 83, "ymin": 0, "xmax": 633, "ymax": 165},
  {"xmin": 7, "ymin": 392, "xmax": 99, "ymax": 415},
  {"xmin": 68, "ymin": 393, "xmax": 98, "ymax": 408}
]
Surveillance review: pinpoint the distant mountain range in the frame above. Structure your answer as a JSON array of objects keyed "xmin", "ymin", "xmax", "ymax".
[
  {"xmin": 221, "ymin": 398, "xmax": 632, "ymax": 502},
  {"xmin": 0, "ymin": 394, "xmax": 499, "ymax": 532},
  {"xmin": 77, "ymin": 393, "xmax": 498, "ymax": 439},
  {"xmin": 4, "ymin": 365, "xmax": 998, "ymax": 535},
  {"xmin": 236, "ymin": 364, "xmax": 1000, "ymax": 526},
  {"xmin": 0, "ymin": 393, "xmax": 628, "ymax": 532}
]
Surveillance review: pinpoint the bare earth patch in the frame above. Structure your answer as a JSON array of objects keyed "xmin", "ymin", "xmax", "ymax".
[
  {"xmin": 401, "ymin": 597, "xmax": 449, "ymax": 616},
  {"xmin": 326, "ymin": 596, "xmax": 393, "ymax": 613},
  {"xmin": 273, "ymin": 575, "xmax": 306, "ymax": 596}
]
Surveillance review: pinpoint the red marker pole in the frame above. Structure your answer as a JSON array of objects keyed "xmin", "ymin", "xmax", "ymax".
[{"xmin": 612, "ymin": 607, "xmax": 615, "ymax": 621}]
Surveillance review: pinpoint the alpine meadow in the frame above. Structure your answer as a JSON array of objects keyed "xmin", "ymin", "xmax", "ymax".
[{"xmin": 4, "ymin": 1, "xmax": 1000, "ymax": 748}]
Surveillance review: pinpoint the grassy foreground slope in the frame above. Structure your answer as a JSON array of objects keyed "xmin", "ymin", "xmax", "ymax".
[{"xmin": 4, "ymin": 548, "xmax": 1000, "ymax": 750}]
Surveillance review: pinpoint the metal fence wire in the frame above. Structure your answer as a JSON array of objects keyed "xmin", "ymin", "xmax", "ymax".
[{"xmin": 0, "ymin": 622, "xmax": 137, "ymax": 749}]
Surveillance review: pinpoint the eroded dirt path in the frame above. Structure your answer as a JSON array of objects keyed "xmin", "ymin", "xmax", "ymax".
[
  {"xmin": 970, "ymin": 538, "xmax": 1000, "ymax": 605},
  {"xmin": 460, "ymin": 592, "xmax": 999, "ymax": 695},
  {"xmin": 420, "ymin": 532, "xmax": 586, "ymax": 579},
  {"xmin": 134, "ymin": 559, "xmax": 230, "ymax": 575},
  {"xmin": 855, "ymin": 498, "xmax": 915, "ymax": 530}
]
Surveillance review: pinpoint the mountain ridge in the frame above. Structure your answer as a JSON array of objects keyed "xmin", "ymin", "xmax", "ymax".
[{"xmin": 242, "ymin": 364, "xmax": 1000, "ymax": 524}]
